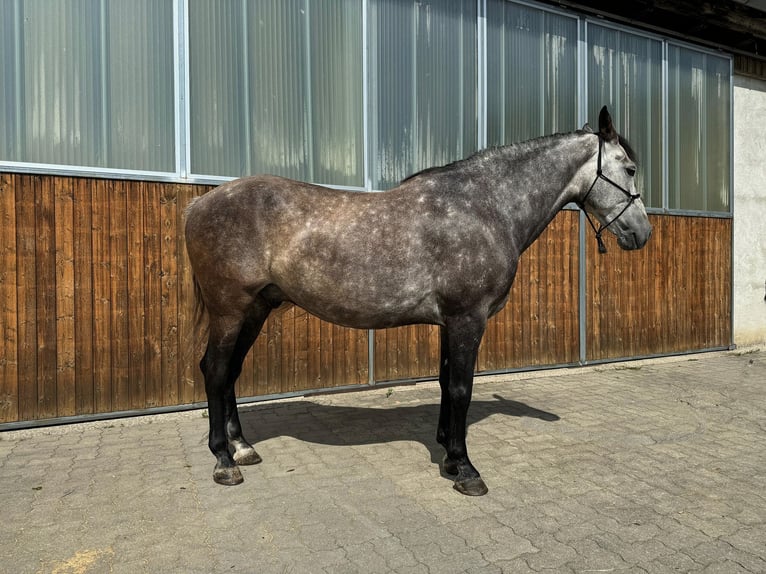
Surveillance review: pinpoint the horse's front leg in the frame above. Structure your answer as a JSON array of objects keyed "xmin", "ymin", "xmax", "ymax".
[
  {"xmin": 442, "ymin": 315, "xmax": 488, "ymax": 496},
  {"xmin": 436, "ymin": 326, "xmax": 452, "ymax": 462}
]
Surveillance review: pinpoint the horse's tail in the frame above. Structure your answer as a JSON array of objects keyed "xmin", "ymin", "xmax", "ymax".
[
  {"xmin": 192, "ymin": 273, "xmax": 204, "ymax": 329},
  {"xmin": 185, "ymin": 195, "xmax": 209, "ymax": 352}
]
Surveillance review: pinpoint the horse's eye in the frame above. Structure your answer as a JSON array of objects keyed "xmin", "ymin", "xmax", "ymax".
[{"xmin": 626, "ymin": 166, "xmax": 636, "ymax": 177}]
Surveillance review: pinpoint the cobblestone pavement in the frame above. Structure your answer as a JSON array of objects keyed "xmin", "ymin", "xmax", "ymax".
[{"xmin": 1, "ymin": 349, "xmax": 764, "ymax": 574}]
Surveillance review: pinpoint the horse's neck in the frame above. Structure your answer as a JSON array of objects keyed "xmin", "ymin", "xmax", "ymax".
[{"xmin": 492, "ymin": 134, "xmax": 594, "ymax": 254}]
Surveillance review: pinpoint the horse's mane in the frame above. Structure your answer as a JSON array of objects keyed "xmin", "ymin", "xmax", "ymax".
[
  {"xmin": 618, "ymin": 135, "xmax": 638, "ymax": 163},
  {"xmin": 401, "ymin": 130, "xmax": 637, "ymax": 184}
]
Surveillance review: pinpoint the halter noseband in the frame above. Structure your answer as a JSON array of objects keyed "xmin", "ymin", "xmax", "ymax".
[{"xmin": 579, "ymin": 136, "xmax": 641, "ymax": 254}]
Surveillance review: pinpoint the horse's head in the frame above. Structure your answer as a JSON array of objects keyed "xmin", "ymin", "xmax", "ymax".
[{"xmin": 578, "ymin": 106, "xmax": 652, "ymax": 252}]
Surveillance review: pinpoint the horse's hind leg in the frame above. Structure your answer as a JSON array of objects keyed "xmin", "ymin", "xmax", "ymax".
[
  {"xmin": 201, "ymin": 300, "xmax": 269, "ymax": 485},
  {"xmin": 201, "ymin": 314, "xmax": 244, "ymax": 485},
  {"xmin": 224, "ymin": 304, "xmax": 271, "ymax": 466}
]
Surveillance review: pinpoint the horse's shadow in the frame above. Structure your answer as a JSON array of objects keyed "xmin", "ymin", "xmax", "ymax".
[{"xmin": 237, "ymin": 393, "xmax": 559, "ymax": 473}]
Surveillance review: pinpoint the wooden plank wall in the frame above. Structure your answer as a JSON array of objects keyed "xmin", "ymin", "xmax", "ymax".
[
  {"xmin": 586, "ymin": 214, "xmax": 732, "ymax": 360},
  {"xmin": 0, "ymin": 174, "xmax": 733, "ymax": 425},
  {"xmin": 0, "ymin": 174, "xmax": 368, "ymax": 424}
]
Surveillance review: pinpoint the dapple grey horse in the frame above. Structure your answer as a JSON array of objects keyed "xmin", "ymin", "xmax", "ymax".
[{"xmin": 185, "ymin": 106, "xmax": 652, "ymax": 496}]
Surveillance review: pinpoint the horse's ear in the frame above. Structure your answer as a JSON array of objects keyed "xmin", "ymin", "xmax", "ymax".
[
  {"xmin": 582, "ymin": 123, "xmax": 594, "ymax": 133},
  {"xmin": 598, "ymin": 106, "xmax": 618, "ymax": 143}
]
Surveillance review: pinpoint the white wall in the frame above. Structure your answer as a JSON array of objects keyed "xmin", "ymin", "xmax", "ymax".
[{"xmin": 733, "ymin": 74, "xmax": 766, "ymax": 347}]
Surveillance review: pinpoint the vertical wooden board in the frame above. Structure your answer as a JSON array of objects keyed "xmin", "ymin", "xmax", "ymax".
[
  {"xmin": 346, "ymin": 326, "xmax": 362, "ymax": 385},
  {"xmin": 565, "ymin": 211, "xmax": 579, "ymax": 362},
  {"xmin": 654, "ymin": 215, "xmax": 672, "ymax": 354},
  {"xmin": 585, "ymin": 235, "xmax": 596, "ymax": 359},
  {"xmin": 708, "ymin": 218, "xmax": 728, "ymax": 347},
  {"xmin": 506, "ymin": 273, "xmax": 522, "ymax": 369},
  {"xmin": 703, "ymin": 219, "xmax": 714, "ymax": 344},
  {"xmin": 691, "ymin": 217, "xmax": 705, "ymax": 348},
  {"xmin": 92, "ymin": 179, "xmax": 112, "ymax": 413},
  {"xmin": 393, "ymin": 327, "xmax": 408, "ymax": 380},
  {"xmin": 348, "ymin": 326, "xmax": 367, "ymax": 384},
  {"xmin": 127, "ymin": 181, "xmax": 146, "ymax": 409},
  {"xmin": 671, "ymin": 216, "xmax": 689, "ymax": 350},
  {"xmin": 389, "ymin": 328, "xmax": 400, "ymax": 380},
  {"xmin": 16, "ymin": 176, "xmax": 38, "ymax": 421},
  {"xmin": 281, "ymin": 306, "xmax": 296, "ymax": 392},
  {"xmin": 359, "ymin": 327, "xmax": 372, "ymax": 383},
  {"xmin": 266, "ymin": 313, "xmax": 283, "ymax": 394},
  {"xmin": 380, "ymin": 328, "xmax": 394, "ymax": 381},
  {"xmin": 705, "ymin": 219, "xmax": 718, "ymax": 345},
  {"xmin": 54, "ymin": 177, "xmax": 76, "ymax": 417},
  {"xmin": 388, "ymin": 327, "xmax": 402, "ymax": 380},
  {"xmin": 562, "ymin": 211, "xmax": 579, "ymax": 363},
  {"xmin": 477, "ymin": 313, "xmax": 491, "ymax": 370},
  {"xmin": 239, "ymin": 340, "xmax": 255, "ymax": 399},
  {"xmin": 143, "ymin": 182, "xmax": 164, "ymax": 407},
  {"xmin": 331, "ymin": 323, "xmax": 347, "ymax": 387},
  {"xmin": 480, "ymin": 304, "xmax": 500, "ymax": 371},
  {"xmin": 395, "ymin": 326, "xmax": 410, "ymax": 379},
  {"xmin": 399, "ymin": 326, "xmax": 414, "ymax": 378},
  {"xmin": 633, "ymin": 214, "xmax": 649, "ymax": 352},
  {"xmin": 418, "ymin": 324, "xmax": 439, "ymax": 379},
  {"xmin": 35, "ymin": 176, "xmax": 58, "ymax": 419},
  {"xmin": 307, "ymin": 313, "xmax": 322, "ymax": 389},
  {"xmin": 373, "ymin": 329, "xmax": 387, "ymax": 381},
  {"xmin": 523, "ymin": 248, "xmax": 536, "ymax": 364},
  {"xmin": 73, "ymin": 179, "xmax": 94, "ymax": 415},
  {"xmin": 537, "ymin": 232, "xmax": 551, "ymax": 364},
  {"xmin": 252, "ymin": 317, "xmax": 270, "ymax": 397},
  {"xmin": 293, "ymin": 307, "xmax": 312, "ymax": 389},
  {"xmin": 0, "ymin": 174, "xmax": 19, "ymax": 423},
  {"xmin": 718, "ymin": 220, "xmax": 732, "ymax": 346},
  {"xmin": 586, "ymin": 231, "xmax": 606, "ymax": 359},
  {"xmin": 642, "ymin": 214, "xmax": 659, "ymax": 353},
  {"xmin": 109, "ymin": 180, "xmax": 130, "ymax": 411},
  {"xmin": 722, "ymin": 220, "xmax": 733, "ymax": 344},
  {"xmin": 160, "ymin": 184, "xmax": 179, "ymax": 405}
]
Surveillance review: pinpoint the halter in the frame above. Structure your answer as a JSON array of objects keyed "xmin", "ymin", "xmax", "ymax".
[{"xmin": 579, "ymin": 136, "xmax": 641, "ymax": 254}]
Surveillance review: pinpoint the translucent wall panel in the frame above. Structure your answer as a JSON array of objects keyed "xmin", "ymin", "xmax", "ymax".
[
  {"xmin": 668, "ymin": 46, "xmax": 731, "ymax": 212},
  {"xmin": 369, "ymin": 0, "xmax": 477, "ymax": 190},
  {"xmin": 587, "ymin": 24, "xmax": 662, "ymax": 208},
  {"xmin": 189, "ymin": 0, "xmax": 363, "ymax": 186},
  {"xmin": 486, "ymin": 1, "xmax": 577, "ymax": 146},
  {"xmin": 0, "ymin": 0, "xmax": 175, "ymax": 172}
]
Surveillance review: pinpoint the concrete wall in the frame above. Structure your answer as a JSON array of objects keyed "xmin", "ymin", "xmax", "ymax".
[{"xmin": 733, "ymin": 74, "xmax": 766, "ymax": 347}]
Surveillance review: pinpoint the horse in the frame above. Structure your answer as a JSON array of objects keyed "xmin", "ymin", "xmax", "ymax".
[{"xmin": 184, "ymin": 106, "xmax": 652, "ymax": 496}]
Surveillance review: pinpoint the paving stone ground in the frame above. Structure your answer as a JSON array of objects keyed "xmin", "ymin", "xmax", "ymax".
[{"xmin": 1, "ymin": 349, "xmax": 764, "ymax": 574}]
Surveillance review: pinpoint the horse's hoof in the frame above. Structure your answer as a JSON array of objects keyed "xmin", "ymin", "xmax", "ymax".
[
  {"xmin": 233, "ymin": 447, "xmax": 262, "ymax": 466},
  {"xmin": 213, "ymin": 465, "xmax": 244, "ymax": 486},
  {"xmin": 442, "ymin": 454, "xmax": 458, "ymax": 475},
  {"xmin": 453, "ymin": 477, "xmax": 489, "ymax": 496}
]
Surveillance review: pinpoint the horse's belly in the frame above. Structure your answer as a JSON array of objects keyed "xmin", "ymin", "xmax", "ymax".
[{"xmin": 281, "ymin": 283, "xmax": 442, "ymax": 330}]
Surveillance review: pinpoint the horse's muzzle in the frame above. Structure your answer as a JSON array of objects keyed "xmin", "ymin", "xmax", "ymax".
[{"xmin": 618, "ymin": 226, "xmax": 652, "ymax": 250}]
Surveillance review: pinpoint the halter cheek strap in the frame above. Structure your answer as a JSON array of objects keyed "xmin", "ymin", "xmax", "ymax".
[{"xmin": 579, "ymin": 136, "xmax": 641, "ymax": 254}]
